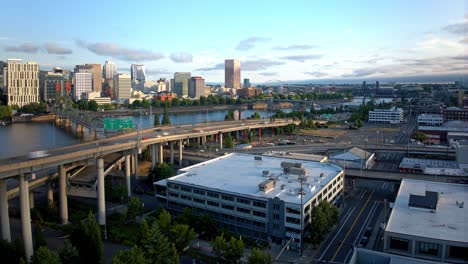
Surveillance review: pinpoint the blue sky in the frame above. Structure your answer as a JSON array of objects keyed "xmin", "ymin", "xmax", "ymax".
[{"xmin": 1, "ymin": 0, "xmax": 466, "ymax": 83}]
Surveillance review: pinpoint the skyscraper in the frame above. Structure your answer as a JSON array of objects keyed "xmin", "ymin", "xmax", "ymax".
[
  {"xmin": 131, "ymin": 64, "xmax": 146, "ymax": 90},
  {"xmin": 74, "ymin": 64, "xmax": 102, "ymax": 93},
  {"xmin": 188, "ymin": 76, "xmax": 205, "ymax": 98},
  {"xmin": 6, "ymin": 59, "xmax": 39, "ymax": 107},
  {"xmin": 225, "ymin": 59, "xmax": 241, "ymax": 89},
  {"xmin": 74, "ymin": 73, "xmax": 92, "ymax": 101},
  {"xmin": 104, "ymin": 61, "xmax": 116, "ymax": 79},
  {"xmin": 43, "ymin": 67, "xmax": 71, "ymax": 101},
  {"xmin": 114, "ymin": 74, "xmax": 132, "ymax": 101},
  {"xmin": 243, "ymin": 78, "xmax": 251, "ymax": 88},
  {"xmin": 174, "ymin": 72, "xmax": 191, "ymax": 98}
]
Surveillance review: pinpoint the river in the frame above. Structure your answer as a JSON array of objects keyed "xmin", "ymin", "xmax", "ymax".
[{"xmin": 0, "ymin": 108, "xmax": 291, "ymax": 159}]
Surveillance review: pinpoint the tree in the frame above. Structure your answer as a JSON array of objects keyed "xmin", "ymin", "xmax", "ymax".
[
  {"xmin": 197, "ymin": 214, "xmax": 217, "ymax": 240},
  {"xmin": 138, "ymin": 219, "xmax": 149, "ymax": 246},
  {"xmin": 0, "ymin": 238, "xmax": 25, "ymax": 263},
  {"xmin": 88, "ymin": 100, "xmax": 98, "ymax": 112},
  {"xmin": 32, "ymin": 247, "xmax": 61, "ymax": 264},
  {"xmin": 127, "ymin": 197, "xmax": 144, "ymax": 221},
  {"xmin": 225, "ymin": 110, "xmax": 235, "ymax": 121},
  {"xmin": 0, "ymin": 105, "xmax": 12, "ymax": 120},
  {"xmin": 224, "ymin": 135, "xmax": 234, "ymax": 148},
  {"xmin": 307, "ymin": 201, "xmax": 339, "ymax": 246},
  {"xmin": 248, "ymin": 248, "xmax": 270, "ymax": 264},
  {"xmin": 141, "ymin": 99, "xmax": 151, "ymax": 108},
  {"xmin": 212, "ymin": 234, "xmax": 228, "ymax": 261},
  {"xmin": 33, "ymin": 225, "xmax": 47, "ymax": 250},
  {"xmin": 162, "ymin": 105, "xmax": 171, "ymax": 125},
  {"xmin": 70, "ymin": 212, "xmax": 103, "ymax": 264},
  {"xmin": 158, "ymin": 209, "xmax": 172, "ymax": 230},
  {"xmin": 111, "ymin": 246, "xmax": 146, "ymax": 264},
  {"xmin": 149, "ymin": 163, "xmax": 176, "ymax": 183},
  {"xmin": 413, "ymin": 132, "xmax": 428, "ymax": 142},
  {"xmin": 177, "ymin": 208, "xmax": 195, "ymax": 226},
  {"xmin": 225, "ymin": 237, "xmax": 245, "ymax": 263},
  {"xmin": 142, "ymin": 222, "xmax": 175, "ymax": 264},
  {"xmin": 154, "ymin": 113, "xmax": 160, "ymax": 126},
  {"xmin": 59, "ymin": 239, "xmax": 78, "ymax": 264},
  {"xmin": 169, "ymin": 224, "xmax": 196, "ymax": 251},
  {"xmin": 250, "ymin": 112, "xmax": 261, "ymax": 119}
]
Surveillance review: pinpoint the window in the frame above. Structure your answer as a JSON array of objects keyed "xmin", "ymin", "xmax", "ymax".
[
  {"xmin": 253, "ymin": 211, "xmax": 266, "ymax": 217},
  {"xmin": 180, "ymin": 195, "xmax": 191, "ymax": 201},
  {"xmin": 194, "ymin": 198, "xmax": 205, "ymax": 204},
  {"xmin": 237, "ymin": 198, "xmax": 250, "ymax": 205},
  {"xmin": 448, "ymin": 246, "xmax": 468, "ymax": 260},
  {"xmin": 254, "ymin": 201, "xmax": 267, "ymax": 208},
  {"xmin": 194, "ymin": 189, "xmax": 205, "ymax": 195},
  {"xmin": 286, "ymin": 207, "xmax": 300, "ymax": 214},
  {"xmin": 285, "ymin": 217, "xmax": 300, "ymax": 224},
  {"xmin": 207, "ymin": 192, "xmax": 219, "ymax": 198},
  {"xmin": 222, "ymin": 195, "xmax": 234, "ymax": 201},
  {"xmin": 180, "ymin": 186, "xmax": 191, "ymax": 192},
  {"xmin": 273, "ymin": 213, "xmax": 280, "ymax": 220},
  {"xmin": 207, "ymin": 201, "xmax": 219, "ymax": 207},
  {"xmin": 237, "ymin": 207, "xmax": 250, "ymax": 214},
  {"xmin": 389, "ymin": 237, "xmax": 409, "ymax": 252},
  {"xmin": 417, "ymin": 242, "xmax": 439, "ymax": 256},
  {"xmin": 222, "ymin": 204, "xmax": 234, "ymax": 210},
  {"xmin": 168, "ymin": 192, "xmax": 179, "ymax": 198}
]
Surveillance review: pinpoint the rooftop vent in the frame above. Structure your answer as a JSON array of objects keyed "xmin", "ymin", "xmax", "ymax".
[
  {"xmin": 409, "ymin": 191, "xmax": 439, "ymax": 210},
  {"xmin": 284, "ymin": 167, "xmax": 306, "ymax": 176},
  {"xmin": 281, "ymin": 161, "xmax": 302, "ymax": 169},
  {"xmin": 262, "ymin": 170, "xmax": 270, "ymax": 177},
  {"xmin": 258, "ymin": 179, "xmax": 276, "ymax": 192},
  {"xmin": 255, "ymin": 156, "xmax": 263, "ymax": 161},
  {"xmin": 456, "ymin": 201, "xmax": 464, "ymax": 208},
  {"xmin": 281, "ymin": 184, "xmax": 286, "ymax": 190}
]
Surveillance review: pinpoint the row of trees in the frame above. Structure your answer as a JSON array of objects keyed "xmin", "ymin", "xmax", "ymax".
[
  {"xmin": 0, "ymin": 105, "xmax": 12, "ymax": 120},
  {"xmin": 153, "ymin": 105, "xmax": 171, "ymax": 126},
  {"xmin": 306, "ymin": 201, "xmax": 339, "ymax": 246}
]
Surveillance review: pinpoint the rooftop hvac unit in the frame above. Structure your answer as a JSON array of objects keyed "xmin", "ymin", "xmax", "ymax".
[
  {"xmin": 281, "ymin": 184, "xmax": 286, "ymax": 190},
  {"xmin": 288, "ymin": 167, "xmax": 306, "ymax": 176},
  {"xmin": 262, "ymin": 170, "xmax": 270, "ymax": 176},
  {"xmin": 281, "ymin": 161, "xmax": 300, "ymax": 168},
  {"xmin": 255, "ymin": 156, "xmax": 263, "ymax": 161}
]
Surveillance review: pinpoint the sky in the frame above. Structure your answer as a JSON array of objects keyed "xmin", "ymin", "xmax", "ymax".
[{"xmin": 0, "ymin": 0, "xmax": 467, "ymax": 83}]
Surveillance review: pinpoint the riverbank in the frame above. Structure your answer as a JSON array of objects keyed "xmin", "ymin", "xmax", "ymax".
[{"xmin": 11, "ymin": 114, "xmax": 55, "ymax": 123}]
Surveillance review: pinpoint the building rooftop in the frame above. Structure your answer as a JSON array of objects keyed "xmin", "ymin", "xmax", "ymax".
[
  {"xmin": 417, "ymin": 113, "xmax": 442, "ymax": 118},
  {"xmin": 263, "ymin": 151, "xmax": 328, "ymax": 162},
  {"xmin": 350, "ymin": 248, "xmax": 440, "ymax": 264},
  {"xmin": 330, "ymin": 147, "xmax": 373, "ymax": 161},
  {"xmin": 386, "ymin": 179, "xmax": 468, "ymax": 243},
  {"xmin": 166, "ymin": 153, "xmax": 343, "ymax": 204},
  {"xmin": 399, "ymin": 157, "xmax": 459, "ymax": 170}
]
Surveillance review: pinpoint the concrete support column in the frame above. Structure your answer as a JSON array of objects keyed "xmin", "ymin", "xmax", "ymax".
[
  {"xmin": 151, "ymin": 144, "xmax": 157, "ymax": 169},
  {"xmin": 170, "ymin": 141, "xmax": 174, "ymax": 164},
  {"xmin": 178, "ymin": 140, "xmax": 183, "ymax": 166},
  {"xmin": 0, "ymin": 179, "xmax": 11, "ymax": 242},
  {"xmin": 219, "ymin": 133, "xmax": 223, "ymax": 149},
  {"xmin": 134, "ymin": 153, "xmax": 139, "ymax": 179},
  {"xmin": 131, "ymin": 155, "xmax": 135, "ymax": 174},
  {"xmin": 96, "ymin": 158, "xmax": 106, "ymax": 226},
  {"xmin": 29, "ymin": 191, "xmax": 34, "ymax": 209},
  {"xmin": 158, "ymin": 144, "xmax": 164, "ymax": 164},
  {"xmin": 236, "ymin": 131, "xmax": 240, "ymax": 140},
  {"xmin": 47, "ymin": 181, "xmax": 54, "ymax": 208},
  {"xmin": 258, "ymin": 128, "xmax": 262, "ymax": 138},
  {"xmin": 59, "ymin": 165, "xmax": 68, "ymax": 225},
  {"xmin": 19, "ymin": 174, "xmax": 33, "ymax": 262},
  {"xmin": 201, "ymin": 136, "xmax": 206, "ymax": 146},
  {"xmin": 125, "ymin": 155, "xmax": 131, "ymax": 197}
]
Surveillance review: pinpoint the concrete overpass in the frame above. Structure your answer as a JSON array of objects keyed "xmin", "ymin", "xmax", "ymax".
[{"xmin": 0, "ymin": 118, "xmax": 293, "ymax": 261}]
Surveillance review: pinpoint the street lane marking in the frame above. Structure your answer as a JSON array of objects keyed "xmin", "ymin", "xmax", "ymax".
[
  {"xmin": 318, "ymin": 191, "xmax": 367, "ymax": 261},
  {"xmin": 331, "ymin": 191, "xmax": 374, "ymax": 262}
]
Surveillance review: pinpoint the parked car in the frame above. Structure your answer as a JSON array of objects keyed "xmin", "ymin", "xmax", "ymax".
[{"xmin": 28, "ymin": 150, "xmax": 49, "ymax": 159}]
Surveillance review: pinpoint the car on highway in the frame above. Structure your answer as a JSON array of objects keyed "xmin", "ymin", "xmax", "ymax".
[
  {"xmin": 162, "ymin": 132, "xmax": 169, "ymax": 136},
  {"xmin": 28, "ymin": 150, "xmax": 49, "ymax": 159}
]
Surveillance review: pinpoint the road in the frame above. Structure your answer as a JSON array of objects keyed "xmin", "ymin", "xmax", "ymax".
[{"xmin": 315, "ymin": 180, "xmax": 394, "ymax": 263}]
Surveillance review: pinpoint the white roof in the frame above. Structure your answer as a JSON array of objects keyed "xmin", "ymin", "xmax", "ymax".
[
  {"xmin": 330, "ymin": 147, "xmax": 373, "ymax": 161},
  {"xmin": 386, "ymin": 179, "xmax": 468, "ymax": 243},
  {"xmin": 167, "ymin": 153, "xmax": 343, "ymax": 205}
]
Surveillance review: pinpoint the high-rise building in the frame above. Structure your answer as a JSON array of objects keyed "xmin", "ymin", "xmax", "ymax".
[
  {"xmin": 114, "ymin": 73, "xmax": 132, "ymax": 101},
  {"xmin": 43, "ymin": 67, "xmax": 72, "ymax": 101},
  {"xmin": 170, "ymin": 79, "xmax": 174, "ymax": 92},
  {"xmin": 174, "ymin": 72, "xmax": 191, "ymax": 98},
  {"xmin": 6, "ymin": 59, "xmax": 39, "ymax": 107},
  {"xmin": 74, "ymin": 64, "xmax": 102, "ymax": 93},
  {"xmin": 188, "ymin": 76, "xmax": 205, "ymax": 98},
  {"xmin": 156, "ymin": 78, "xmax": 167, "ymax": 93},
  {"xmin": 131, "ymin": 64, "xmax": 146, "ymax": 90},
  {"xmin": 225, "ymin": 59, "xmax": 241, "ymax": 89},
  {"xmin": 104, "ymin": 61, "xmax": 116, "ymax": 79},
  {"xmin": 243, "ymin": 78, "xmax": 251, "ymax": 88},
  {"xmin": 74, "ymin": 73, "xmax": 92, "ymax": 101}
]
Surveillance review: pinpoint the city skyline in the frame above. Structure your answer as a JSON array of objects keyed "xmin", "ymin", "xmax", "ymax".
[{"xmin": 0, "ymin": 0, "xmax": 466, "ymax": 83}]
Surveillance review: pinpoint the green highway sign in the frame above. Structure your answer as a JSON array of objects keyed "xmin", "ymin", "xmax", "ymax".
[{"xmin": 104, "ymin": 118, "xmax": 134, "ymax": 130}]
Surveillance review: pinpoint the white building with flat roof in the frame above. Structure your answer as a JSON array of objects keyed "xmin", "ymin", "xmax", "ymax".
[
  {"xmin": 155, "ymin": 153, "xmax": 344, "ymax": 249},
  {"xmin": 384, "ymin": 179, "xmax": 468, "ymax": 263},
  {"xmin": 83, "ymin": 91, "xmax": 111, "ymax": 105},
  {"xmin": 368, "ymin": 108, "xmax": 404, "ymax": 124},
  {"xmin": 73, "ymin": 72, "xmax": 92, "ymax": 101},
  {"xmin": 6, "ymin": 59, "xmax": 39, "ymax": 107},
  {"xmin": 418, "ymin": 114, "xmax": 443, "ymax": 126}
]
